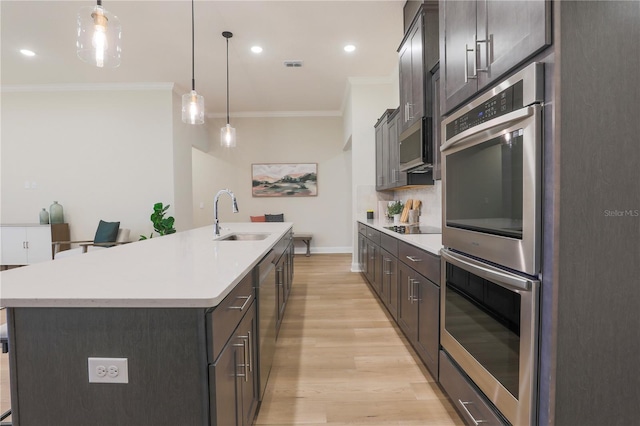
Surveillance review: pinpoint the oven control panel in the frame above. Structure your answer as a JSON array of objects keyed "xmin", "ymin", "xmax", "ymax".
[{"xmin": 446, "ymin": 80, "xmax": 524, "ymax": 139}]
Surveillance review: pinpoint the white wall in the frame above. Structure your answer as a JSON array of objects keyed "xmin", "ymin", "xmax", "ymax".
[
  {"xmin": 345, "ymin": 78, "xmax": 399, "ymax": 270},
  {"xmin": 171, "ymin": 90, "xmax": 211, "ymax": 232},
  {"xmin": 0, "ymin": 86, "xmax": 191, "ymax": 241},
  {"xmin": 192, "ymin": 115, "xmax": 352, "ymax": 254}
]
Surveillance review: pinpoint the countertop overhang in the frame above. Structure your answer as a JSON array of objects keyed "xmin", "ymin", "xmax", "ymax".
[
  {"xmin": 0, "ymin": 223, "xmax": 292, "ymax": 308},
  {"xmin": 358, "ymin": 218, "xmax": 443, "ymax": 256}
]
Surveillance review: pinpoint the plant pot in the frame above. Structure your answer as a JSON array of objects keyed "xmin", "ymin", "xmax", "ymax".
[{"xmin": 393, "ymin": 214, "xmax": 401, "ymax": 224}]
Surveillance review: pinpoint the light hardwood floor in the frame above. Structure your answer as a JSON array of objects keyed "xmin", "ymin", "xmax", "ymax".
[
  {"xmin": 0, "ymin": 254, "xmax": 463, "ymax": 425},
  {"xmin": 255, "ymin": 253, "xmax": 463, "ymax": 426}
]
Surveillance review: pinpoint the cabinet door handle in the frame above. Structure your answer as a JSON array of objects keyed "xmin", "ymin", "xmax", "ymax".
[
  {"xmin": 247, "ymin": 330, "xmax": 253, "ymax": 372},
  {"xmin": 407, "ymin": 103, "xmax": 414, "ymax": 121},
  {"xmin": 384, "ymin": 258, "xmax": 392, "ymax": 275},
  {"xmin": 407, "ymin": 277, "xmax": 413, "ymax": 302},
  {"xmin": 234, "ymin": 337, "xmax": 248, "ymax": 382},
  {"xmin": 475, "ymin": 33, "xmax": 490, "ymax": 74},
  {"xmin": 239, "ymin": 334, "xmax": 251, "ymax": 381},
  {"xmin": 229, "ymin": 294, "xmax": 252, "ymax": 311},
  {"xmin": 466, "ymin": 34, "xmax": 490, "ymax": 83},
  {"xmin": 276, "ymin": 266, "xmax": 284, "ymax": 286},
  {"xmin": 464, "ymin": 40, "xmax": 476, "ymax": 83},
  {"xmin": 458, "ymin": 400, "xmax": 488, "ymax": 425},
  {"xmin": 406, "ymin": 255, "xmax": 422, "ymax": 263}
]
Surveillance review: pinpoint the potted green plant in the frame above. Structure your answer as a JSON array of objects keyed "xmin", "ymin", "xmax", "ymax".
[
  {"xmin": 387, "ymin": 200, "xmax": 404, "ymax": 224},
  {"xmin": 140, "ymin": 202, "xmax": 176, "ymax": 240}
]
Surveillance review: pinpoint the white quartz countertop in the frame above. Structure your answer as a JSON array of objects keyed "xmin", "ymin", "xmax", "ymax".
[
  {"xmin": 358, "ymin": 218, "xmax": 443, "ymax": 256},
  {"xmin": 0, "ymin": 223, "xmax": 292, "ymax": 308}
]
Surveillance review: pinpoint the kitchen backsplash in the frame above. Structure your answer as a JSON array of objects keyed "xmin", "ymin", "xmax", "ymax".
[
  {"xmin": 356, "ymin": 181, "xmax": 442, "ymax": 229},
  {"xmin": 393, "ymin": 181, "xmax": 442, "ymax": 228}
]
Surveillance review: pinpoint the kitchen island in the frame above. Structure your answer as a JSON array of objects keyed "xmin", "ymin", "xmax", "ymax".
[{"xmin": 0, "ymin": 222, "xmax": 293, "ymax": 426}]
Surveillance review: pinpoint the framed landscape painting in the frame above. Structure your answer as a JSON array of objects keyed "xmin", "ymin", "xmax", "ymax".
[{"xmin": 252, "ymin": 163, "xmax": 318, "ymax": 197}]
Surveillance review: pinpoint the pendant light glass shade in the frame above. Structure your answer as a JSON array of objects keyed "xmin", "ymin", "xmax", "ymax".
[
  {"xmin": 220, "ymin": 31, "xmax": 236, "ymax": 147},
  {"xmin": 182, "ymin": 90, "xmax": 205, "ymax": 125},
  {"xmin": 221, "ymin": 123, "xmax": 236, "ymax": 148},
  {"xmin": 182, "ymin": 0, "xmax": 204, "ymax": 125},
  {"xmin": 76, "ymin": 2, "xmax": 122, "ymax": 68}
]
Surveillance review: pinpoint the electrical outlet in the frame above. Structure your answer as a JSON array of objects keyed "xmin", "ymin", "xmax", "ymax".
[{"xmin": 88, "ymin": 357, "xmax": 128, "ymax": 383}]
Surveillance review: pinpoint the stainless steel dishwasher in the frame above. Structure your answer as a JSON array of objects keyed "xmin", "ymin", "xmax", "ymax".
[{"xmin": 256, "ymin": 250, "xmax": 277, "ymax": 400}]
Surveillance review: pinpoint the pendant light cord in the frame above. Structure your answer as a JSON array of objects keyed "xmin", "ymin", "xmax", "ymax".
[
  {"xmin": 226, "ymin": 36, "xmax": 230, "ymax": 125},
  {"xmin": 191, "ymin": 0, "xmax": 195, "ymax": 91}
]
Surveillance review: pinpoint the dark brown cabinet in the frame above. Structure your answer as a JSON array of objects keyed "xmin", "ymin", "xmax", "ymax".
[
  {"xmin": 376, "ymin": 108, "xmax": 409, "ymax": 191},
  {"xmin": 210, "ymin": 299, "xmax": 258, "ymax": 426},
  {"xmin": 399, "ymin": 14, "xmax": 425, "ymax": 133},
  {"xmin": 399, "ymin": 5, "xmax": 439, "ymax": 133},
  {"xmin": 431, "ymin": 63, "xmax": 442, "ymax": 180},
  {"xmin": 398, "ymin": 258, "xmax": 440, "ymax": 380},
  {"xmin": 398, "ymin": 261, "xmax": 420, "ymax": 340},
  {"xmin": 275, "ymin": 232, "xmax": 293, "ymax": 335},
  {"xmin": 440, "ymin": 0, "xmax": 551, "ymax": 113},
  {"xmin": 415, "ymin": 276, "xmax": 439, "ymax": 377},
  {"xmin": 380, "ymin": 248, "xmax": 398, "ymax": 319},
  {"xmin": 366, "ymin": 238, "xmax": 381, "ymax": 295},
  {"xmin": 375, "ymin": 109, "xmax": 394, "ymax": 190},
  {"xmin": 387, "ymin": 108, "xmax": 407, "ymax": 188}
]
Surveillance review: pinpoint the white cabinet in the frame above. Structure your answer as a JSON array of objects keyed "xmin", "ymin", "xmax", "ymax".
[{"xmin": 1, "ymin": 224, "xmax": 65, "ymax": 265}]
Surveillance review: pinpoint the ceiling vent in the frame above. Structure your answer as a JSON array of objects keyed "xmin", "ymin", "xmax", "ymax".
[{"xmin": 283, "ymin": 60, "xmax": 303, "ymax": 68}]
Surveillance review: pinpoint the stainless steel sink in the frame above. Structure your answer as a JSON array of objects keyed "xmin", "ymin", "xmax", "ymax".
[{"xmin": 217, "ymin": 233, "xmax": 270, "ymax": 241}]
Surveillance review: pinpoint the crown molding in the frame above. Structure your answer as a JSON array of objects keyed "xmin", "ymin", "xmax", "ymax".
[
  {"xmin": 206, "ymin": 110, "xmax": 342, "ymax": 119},
  {"xmin": 1, "ymin": 82, "xmax": 175, "ymax": 93}
]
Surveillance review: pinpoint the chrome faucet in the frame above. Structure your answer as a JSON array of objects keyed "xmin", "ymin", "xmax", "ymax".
[{"xmin": 214, "ymin": 189, "xmax": 239, "ymax": 236}]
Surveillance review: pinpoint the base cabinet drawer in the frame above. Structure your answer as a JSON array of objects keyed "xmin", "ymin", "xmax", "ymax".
[
  {"xmin": 365, "ymin": 226, "xmax": 381, "ymax": 245},
  {"xmin": 398, "ymin": 240, "xmax": 440, "ymax": 284},
  {"xmin": 439, "ymin": 351, "xmax": 507, "ymax": 426},
  {"xmin": 207, "ymin": 274, "xmax": 254, "ymax": 362}
]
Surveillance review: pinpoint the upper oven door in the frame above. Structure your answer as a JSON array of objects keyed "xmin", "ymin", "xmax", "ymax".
[{"xmin": 441, "ymin": 104, "xmax": 542, "ymax": 275}]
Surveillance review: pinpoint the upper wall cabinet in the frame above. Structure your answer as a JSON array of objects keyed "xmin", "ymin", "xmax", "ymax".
[
  {"xmin": 375, "ymin": 109, "xmax": 394, "ymax": 190},
  {"xmin": 440, "ymin": 0, "xmax": 551, "ymax": 114},
  {"xmin": 398, "ymin": 5, "xmax": 438, "ymax": 134},
  {"xmin": 399, "ymin": 14, "xmax": 425, "ymax": 134}
]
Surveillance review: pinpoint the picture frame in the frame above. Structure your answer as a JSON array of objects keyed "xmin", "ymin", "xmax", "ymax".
[{"xmin": 251, "ymin": 163, "xmax": 318, "ymax": 197}]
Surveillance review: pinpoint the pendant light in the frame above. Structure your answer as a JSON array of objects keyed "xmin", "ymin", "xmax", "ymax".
[
  {"xmin": 220, "ymin": 31, "xmax": 236, "ymax": 148},
  {"xmin": 182, "ymin": 0, "xmax": 204, "ymax": 125},
  {"xmin": 76, "ymin": 0, "xmax": 122, "ymax": 68}
]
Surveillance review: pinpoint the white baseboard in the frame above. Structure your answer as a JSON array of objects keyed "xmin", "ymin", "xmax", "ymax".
[
  {"xmin": 351, "ymin": 263, "xmax": 363, "ymax": 273},
  {"xmin": 294, "ymin": 246, "xmax": 352, "ymax": 256}
]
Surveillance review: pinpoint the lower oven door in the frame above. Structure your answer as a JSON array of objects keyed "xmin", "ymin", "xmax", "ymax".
[{"xmin": 440, "ymin": 249, "xmax": 539, "ymax": 426}]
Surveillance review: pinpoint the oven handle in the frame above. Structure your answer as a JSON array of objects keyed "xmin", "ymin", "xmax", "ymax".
[
  {"xmin": 458, "ymin": 400, "xmax": 488, "ymax": 425},
  {"xmin": 441, "ymin": 249, "xmax": 535, "ymax": 292},
  {"xmin": 440, "ymin": 105, "xmax": 534, "ymax": 153}
]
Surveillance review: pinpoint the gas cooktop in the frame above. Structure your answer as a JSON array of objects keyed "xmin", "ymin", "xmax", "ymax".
[{"xmin": 383, "ymin": 225, "xmax": 442, "ymax": 235}]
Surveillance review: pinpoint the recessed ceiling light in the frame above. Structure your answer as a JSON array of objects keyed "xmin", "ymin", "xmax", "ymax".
[
  {"xmin": 20, "ymin": 49, "xmax": 36, "ymax": 57},
  {"xmin": 344, "ymin": 44, "xmax": 356, "ymax": 53},
  {"xmin": 251, "ymin": 46, "xmax": 263, "ymax": 54}
]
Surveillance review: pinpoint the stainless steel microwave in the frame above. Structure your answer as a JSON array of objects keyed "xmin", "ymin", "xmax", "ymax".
[{"xmin": 399, "ymin": 117, "xmax": 432, "ymax": 172}]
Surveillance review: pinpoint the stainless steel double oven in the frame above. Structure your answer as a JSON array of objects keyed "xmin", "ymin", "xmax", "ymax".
[{"xmin": 440, "ymin": 63, "xmax": 543, "ymax": 425}]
